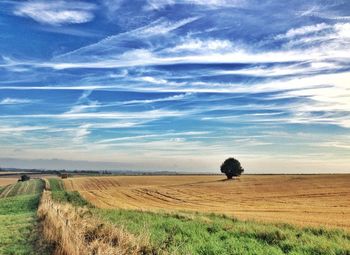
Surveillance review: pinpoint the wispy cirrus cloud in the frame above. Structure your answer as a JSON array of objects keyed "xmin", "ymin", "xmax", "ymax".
[
  {"xmin": 298, "ymin": 4, "xmax": 350, "ymax": 21},
  {"xmin": 53, "ymin": 16, "xmax": 199, "ymax": 60},
  {"xmin": 146, "ymin": 0, "xmax": 246, "ymax": 10},
  {"xmin": 97, "ymin": 131, "xmax": 209, "ymax": 144},
  {"xmin": 274, "ymin": 23, "xmax": 331, "ymax": 40},
  {"xmin": 166, "ymin": 38, "xmax": 235, "ymax": 53},
  {"xmin": 0, "ymin": 109, "xmax": 187, "ymax": 120},
  {"xmin": 23, "ymin": 21, "xmax": 346, "ymax": 70},
  {"xmin": 135, "ymin": 17, "xmax": 199, "ymax": 37},
  {"xmin": 0, "ymin": 98, "xmax": 34, "ymax": 105},
  {"xmin": 14, "ymin": 1, "xmax": 96, "ymax": 25},
  {"xmin": 0, "ymin": 125, "xmax": 48, "ymax": 133}
]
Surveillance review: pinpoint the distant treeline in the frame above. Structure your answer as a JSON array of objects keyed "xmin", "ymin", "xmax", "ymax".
[
  {"xmin": 0, "ymin": 168, "xmax": 112, "ymax": 175},
  {"xmin": 0, "ymin": 168, "xmax": 220, "ymax": 176}
]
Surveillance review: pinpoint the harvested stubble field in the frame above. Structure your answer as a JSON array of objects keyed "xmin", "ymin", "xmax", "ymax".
[
  {"xmin": 0, "ymin": 177, "xmax": 19, "ymax": 187},
  {"xmin": 64, "ymin": 174, "xmax": 350, "ymax": 230}
]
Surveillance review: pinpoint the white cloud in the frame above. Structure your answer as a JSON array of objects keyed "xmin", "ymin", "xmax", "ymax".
[
  {"xmin": 205, "ymin": 72, "xmax": 350, "ymax": 128},
  {"xmin": 168, "ymin": 38, "xmax": 234, "ymax": 53},
  {"xmin": 38, "ymin": 22, "xmax": 350, "ymax": 75},
  {"xmin": 0, "ymin": 125, "xmax": 48, "ymax": 133},
  {"xmin": 217, "ymin": 61, "xmax": 339, "ymax": 77},
  {"xmin": 88, "ymin": 122, "xmax": 141, "ymax": 129},
  {"xmin": 97, "ymin": 131, "xmax": 209, "ymax": 144},
  {"xmin": 0, "ymin": 98, "xmax": 33, "ymax": 105},
  {"xmin": 73, "ymin": 124, "xmax": 91, "ymax": 143},
  {"xmin": 42, "ymin": 49, "xmax": 311, "ymax": 70},
  {"xmin": 317, "ymin": 141, "xmax": 350, "ymax": 149},
  {"xmin": 101, "ymin": 0, "xmax": 124, "ymax": 14},
  {"xmin": 298, "ymin": 6, "xmax": 350, "ymax": 22},
  {"xmin": 72, "ymin": 121, "xmax": 152, "ymax": 144},
  {"xmin": 280, "ymin": 22, "xmax": 350, "ymax": 50},
  {"xmin": 67, "ymin": 102, "xmax": 100, "ymax": 114},
  {"xmin": 63, "ymin": 93, "xmax": 192, "ymax": 116},
  {"xmin": 14, "ymin": 1, "xmax": 96, "ymax": 25},
  {"xmin": 135, "ymin": 17, "xmax": 199, "ymax": 37},
  {"xmin": 0, "ymin": 85, "xmax": 115, "ymax": 91},
  {"xmin": 66, "ymin": 90, "xmax": 99, "ymax": 114},
  {"xmin": 77, "ymin": 90, "xmax": 93, "ymax": 101},
  {"xmin": 275, "ymin": 23, "xmax": 331, "ymax": 40},
  {"xmin": 140, "ymin": 76, "xmax": 167, "ymax": 84},
  {"xmin": 120, "ymin": 93, "xmax": 192, "ymax": 105},
  {"xmin": 0, "ymin": 109, "xmax": 187, "ymax": 120},
  {"xmin": 38, "ymin": 21, "xmax": 347, "ymax": 70},
  {"xmin": 190, "ymin": 0, "xmax": 243, "ymax": 6},
  {"xmin": 334, "ymin": 23, "xmax": 350, "ymax": 39},
  {"xmin": 146, "ymin": 0, "xmax": 246, "ymax": 10},
  {"xmin": 59, "ymin": 109, "xmax": 186, "ymax": 120},
  {"xmin": 54, "ymin": 17, "xmax": 198, "ymax": 60}
]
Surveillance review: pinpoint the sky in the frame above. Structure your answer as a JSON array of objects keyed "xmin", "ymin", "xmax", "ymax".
[{"xmin": 0, "ymin": 0, "xmax": 350, "ymax": 173}]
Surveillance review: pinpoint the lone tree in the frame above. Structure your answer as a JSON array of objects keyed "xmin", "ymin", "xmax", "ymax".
[{"xmin": 220, "ymin": 157, "xmax": 244, "ymax": 179}]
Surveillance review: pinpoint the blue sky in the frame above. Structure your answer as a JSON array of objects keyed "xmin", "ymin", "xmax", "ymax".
[{"xmin": 0, "ymin": 0, "xmax": 350, "ymax": 173}]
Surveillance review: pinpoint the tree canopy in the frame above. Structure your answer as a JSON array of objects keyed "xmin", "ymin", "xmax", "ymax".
[{"xmin": 220, "ymin": 157, "xmax": 244, "ymax": 179}]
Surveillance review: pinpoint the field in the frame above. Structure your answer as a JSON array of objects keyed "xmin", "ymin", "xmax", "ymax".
[
  {"xmin": 64, "ymin": 174, "xmax": 350, "ymax": 230},
  {"xmin": 0, "ymin": 179, "xmax": 48, "ymax": 255},
  {"xmin": 0, "ymin": 176, "xmax": 349, "ymax": 255},
  {"xmin": 60, "ymin": 176, "xmax": 350, "ymax": 254},
  {"xmin": 0, "ymin": 177, "xmax": 19, "ymax": 187},
  {"xmin": 0, "ymin": 179, "xmax": 44, "ymax": 198}
]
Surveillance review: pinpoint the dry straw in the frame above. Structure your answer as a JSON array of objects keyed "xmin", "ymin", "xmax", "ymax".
[{"xmin": 38, "ymin": 190, "xmax": 151, "ymax": 255}]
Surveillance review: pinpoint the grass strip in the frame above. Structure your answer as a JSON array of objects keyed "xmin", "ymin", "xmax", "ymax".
[
  {"xmin": 48, "ymin": 178, "xmax": 92, "ymax": 207},
  {"xmin": 97, "ymin": 209, "xmax": 350, "ymax": 255},
  {"xmin": 0, "ymin": 194, "xmax": 50, "ymax": 255}
]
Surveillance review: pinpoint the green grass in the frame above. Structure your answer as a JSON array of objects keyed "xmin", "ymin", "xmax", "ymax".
[
  {"xmin": 48, "ymin": 178, "xmax": 92, "ymax": 207},
  {"xmin": 0, "ymin": 194, "xmax": 40, "ymax": 215},
  {"xmin": 0, "ymin": 194, "xmax": 49, "ymax": 255},
  {"xmin": 0, "ymin": 180, "xmax": 49, "ymax": 254},
  {"xmin": 0, "ymin": 179, "xmax": 44, "ymax": 198},
  {"xmin": 47, "ymin": 178, "xmax": 64, "ymax": 191},
  {"xmin": 97, "ymin": 209, "xmax": 350, "ymax": 255}
]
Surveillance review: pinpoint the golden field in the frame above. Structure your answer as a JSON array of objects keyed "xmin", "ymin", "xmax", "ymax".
[
  {"xmin": 0, "ymin": 177, "xmax": 19, "ymax": 187},
  {"xmin": 64, "ymin": 174, "xmax": 350, "ymax": 230}
]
